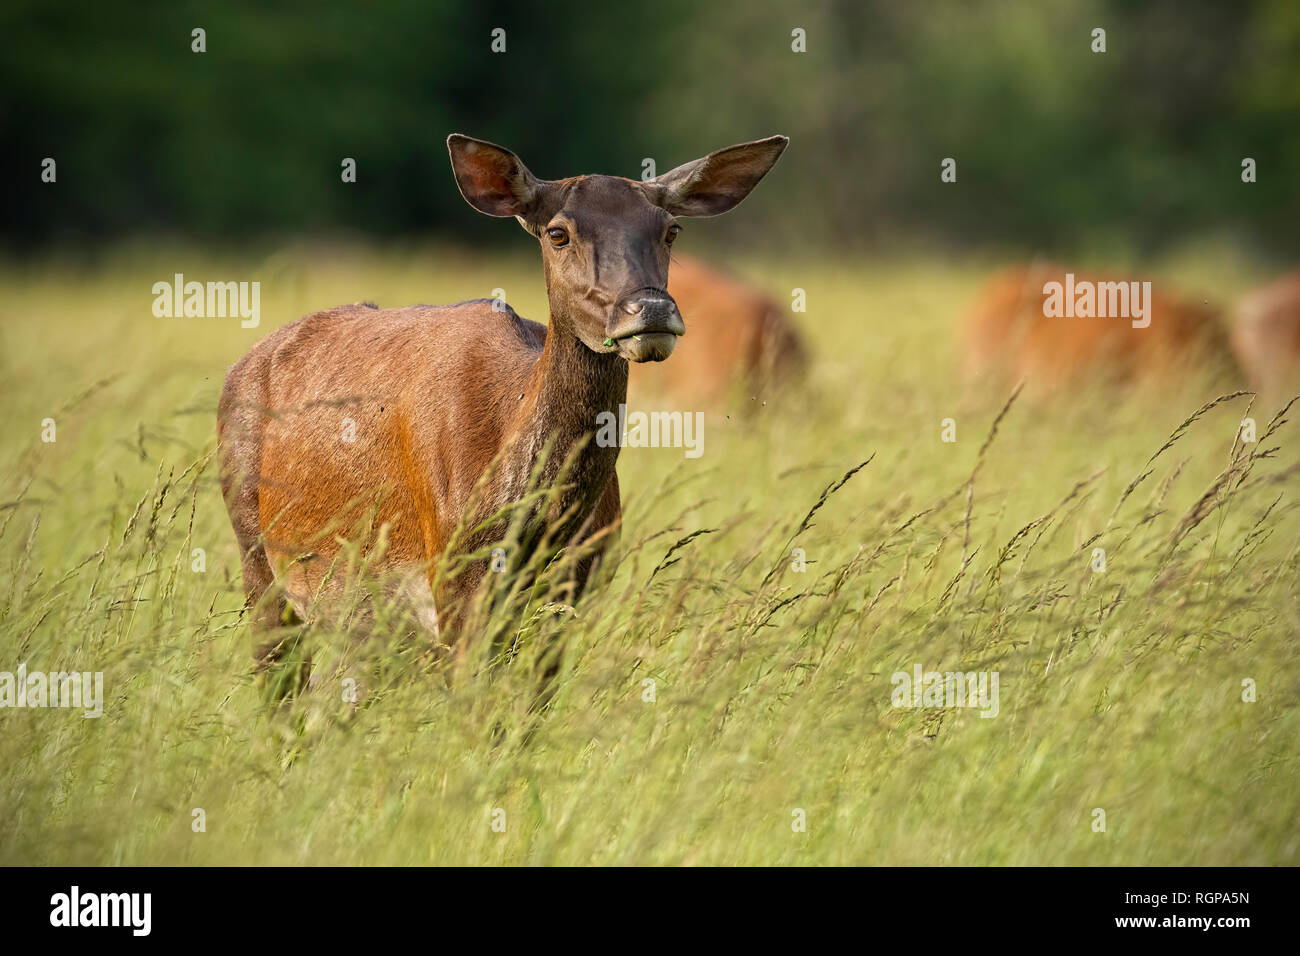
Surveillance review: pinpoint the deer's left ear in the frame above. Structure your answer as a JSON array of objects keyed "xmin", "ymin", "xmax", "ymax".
[{"xmin": 649, "ymin": 136, "xmax": 788, "ymax": 218}]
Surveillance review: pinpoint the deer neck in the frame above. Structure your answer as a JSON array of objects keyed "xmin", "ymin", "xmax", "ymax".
[{"xmin": 510, "ymin": 297, "xmax": 626, "ymax": 525}]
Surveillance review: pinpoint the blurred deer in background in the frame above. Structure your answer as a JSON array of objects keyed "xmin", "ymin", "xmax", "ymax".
[
  {"xmin": 1232, "ymin": 269, "xmax": 1300, "ymax": 405},
  {"xmin": 959, "ymin": 263, "xmax": 1233, "ymax": 394},
  {"xmin": 628, "ymin": 254, "xmax": 806, "ymax": 409},
  {"xmin": 217, "ymin": 133, "xmax": 788, "ymax": 673}
]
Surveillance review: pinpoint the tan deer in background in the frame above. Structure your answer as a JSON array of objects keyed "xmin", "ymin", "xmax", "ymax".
[
  {"xmin": 1232, "ymin": 268, "xmax": 1300, "ymax": 404},
  {"xmin": 630, "ymin": 254, "xmax": 807, "ymax": 409},
  {"xmin": 959, "ymin": 263, "xmax": 1232, "ymax": 394}
]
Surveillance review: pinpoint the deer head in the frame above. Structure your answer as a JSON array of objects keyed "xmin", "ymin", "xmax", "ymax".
[{"xmin": 447, "ymin": 133, "xmax": 788, "ymax": 363}]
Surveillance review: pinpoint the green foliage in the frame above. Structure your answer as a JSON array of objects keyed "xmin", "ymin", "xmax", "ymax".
[{"xmin": 4, "ymin": 1, "xmax": 1299, "ymax": 255}]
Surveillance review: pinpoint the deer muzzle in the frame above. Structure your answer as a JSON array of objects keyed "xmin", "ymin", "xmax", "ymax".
[{"xmin": 608, "ymin": 291, "xmax": 685, "ymax": 363}]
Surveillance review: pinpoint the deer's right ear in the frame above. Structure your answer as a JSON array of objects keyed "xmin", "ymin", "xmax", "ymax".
[{"xmin": 447, "ymin": 134, "xmax": 545, "ymax": 219}]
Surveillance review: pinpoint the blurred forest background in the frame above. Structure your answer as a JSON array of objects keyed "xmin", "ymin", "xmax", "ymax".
[{"xmin": 3, "ymin": 0, "xmax": 1298, "ymax": 259}]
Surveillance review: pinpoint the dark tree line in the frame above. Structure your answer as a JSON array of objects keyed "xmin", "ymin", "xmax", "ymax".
[{"xmin": 4, "ymin": 0, "xmax": 1297, "ymax": 258}]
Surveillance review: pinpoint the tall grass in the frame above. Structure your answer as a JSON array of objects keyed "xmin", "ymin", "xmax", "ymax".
[{"xmin": 0, "ymin": 246, "xmax": 1296, "ymax": 864}]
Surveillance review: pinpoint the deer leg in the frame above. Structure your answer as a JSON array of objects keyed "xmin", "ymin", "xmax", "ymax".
[{"xmin": 218, "ymin": 383, "xmax": 309, "ymax": 693}]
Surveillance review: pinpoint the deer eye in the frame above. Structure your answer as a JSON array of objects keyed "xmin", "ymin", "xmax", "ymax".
[
  {"xmin": 546, "ymin": 226, "xmax": 569, "ymax": 247},
  {"xmin": 665, "ymin": 225, "xmax": 681, "ymax": 245}
]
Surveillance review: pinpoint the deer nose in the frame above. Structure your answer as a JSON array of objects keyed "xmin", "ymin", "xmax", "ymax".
[{"xmin": 609, "ymin": 292, "xmax": 685, "ymax": 340}]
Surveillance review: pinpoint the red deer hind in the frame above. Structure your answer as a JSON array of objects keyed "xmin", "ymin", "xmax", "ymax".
[{"xmin": 217, "ymin": 133, "xmax": 788, "ymax": 664}]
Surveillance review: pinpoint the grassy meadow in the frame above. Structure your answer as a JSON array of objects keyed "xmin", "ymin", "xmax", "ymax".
[{"xmin": 0, "ymin": 242, "xmax": 1297, "ymax": 865}]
